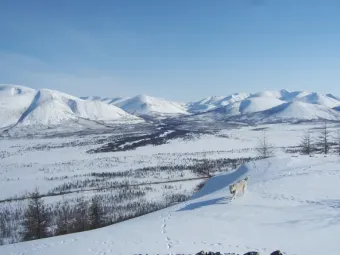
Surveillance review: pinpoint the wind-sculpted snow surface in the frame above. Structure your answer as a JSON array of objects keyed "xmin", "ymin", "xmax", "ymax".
[{"xmin": 1, "ymin": 156, "xmax": 340, "ymax": 255}]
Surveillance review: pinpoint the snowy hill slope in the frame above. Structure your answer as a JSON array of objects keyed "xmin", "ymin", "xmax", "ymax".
[
  {"xmin": 327, "ymin": 93, "xmax": 340, "ymax": 101},
  {"xmin": 80, "ymin": 96, "xmax": 131, "ymax": 105},
  {"xmin": 211, "ymin": 97, "xmax": 285, "ymax": 117},
  {"xmin": 83, "ymin": 95, "xmax": 188, "ymax": 116},
  {"xmin": 81, "ymin": 89, "xmax": 340, "ymax": 121},
  {"xmin": 115, "ymin": 94, "xmax": 189, "ymax": 116},
  {"xmin": 0, "ymin": 85, "xmax": 143, "ymax": 129},
  {"xmin": 292, "ymin": 92, "xmax": 340, "ymax": 108},
  {"xmin": 17, "ymin": 89, "xmax": 143, "ymax": 127},
  {"xmin": 248, "ymin": 89, "xmax": 340, "ymax": 106},
  {"xmin": 0, "ymin": 85, "xmax": 37, "ymax": 128},
  {"xmin": 2, "ymin": 85, "xmax": 340, "ymax": 127},
  {"xmin": 187, "ymin": 93, "xmax": 250, "ymax": 113},
  {"xmin": 1, "ymin": 156, "xmax": 340, "ymax": 255},
  {"xmin": 249, "ymin": 89, "xmax": 291, "ymax": 99},
  {"xmin": 334, "ymin": 105, "xmax": 340, "ymax": 111},
  {"xmin": 189, "ymin": 90, "xmax": 340, "ymax": 122},
  {"xmin": 237, "ymin": 101, "xmax": 340, "ymax": 123},
  {"xmin": 184, "ymin": 90, "xmax": 340, "ymax": 123}
]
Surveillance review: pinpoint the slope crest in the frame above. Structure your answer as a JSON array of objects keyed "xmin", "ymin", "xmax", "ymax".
[{"xmin": 116, "ymin": 94, "xmax": 188, "ymax": 115}]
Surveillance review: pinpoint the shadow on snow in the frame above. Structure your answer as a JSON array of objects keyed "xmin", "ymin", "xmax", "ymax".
[{"xmin": 177, "ymin": 196, "xmax": 228, "ymax": 211}]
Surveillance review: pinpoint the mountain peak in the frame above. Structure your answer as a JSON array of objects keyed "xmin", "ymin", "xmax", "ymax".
[
  {"xmin": 116, "ymin": 94, "xmax": 188, "ymax": 116},
  {"xmin": 0, "ymin": 85, "xmax": 143, "ymax": 129},
  {"xmin": 0, "ymin": 84, "xmax": 36, "ymax": 96}
]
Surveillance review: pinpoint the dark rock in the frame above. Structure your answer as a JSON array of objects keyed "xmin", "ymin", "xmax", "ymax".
[
  {"xmin": 195, "ymin": 251, "xmax": 206, "ymax": 255},
  {"xmin": 270, "ymin": 251, "xmax": 283, "ymax": 255},
  {"xmin": 243, "ymin": 252, "xmax": 260, "ymax": 255}
]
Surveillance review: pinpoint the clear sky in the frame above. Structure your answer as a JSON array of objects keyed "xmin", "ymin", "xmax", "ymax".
[{"xmin": 1, "ymin": 0, "xmax": 340, "ymax": 101}]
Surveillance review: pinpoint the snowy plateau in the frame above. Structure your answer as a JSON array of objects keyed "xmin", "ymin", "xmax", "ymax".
[{"xmin": 1, "ymin": 84, "xmax": 340, "ymax": 255}]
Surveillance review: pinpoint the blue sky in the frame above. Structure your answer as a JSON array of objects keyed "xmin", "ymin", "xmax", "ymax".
[{"xmin": 1, "ymin": 0, "xmax": 340, "ymax": 101}]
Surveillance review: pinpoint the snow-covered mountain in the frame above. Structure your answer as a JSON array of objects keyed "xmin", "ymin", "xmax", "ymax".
[
  {"xmin": 81, "ymin": 89, "xmax": 340, "ymax": 122},
  {"xmin": 236, "ymin": 101, "xmax": 340, "ymax": 123},
  {"xmin": 80, "ymin": 96, "xmax": 131, "ymax": 105},
  {"xmin": 248, "ymin": 90, "xmax": 340, "ymax": 108},
  {"xmin": 114, "ymin": 94, "xmax": 189, "ymax": 116},
  {"xmin": 83, "ymin": 94, "xmax": 189, "ymax": 116},
  {"xmin": 205, "ymin": 97, "xmax": 285, "ymax": 117},
  {"xmin": 327, "ymin": 93, "xmax": 340, "ymax": 101},
  {"xmin": 249, "ymin": 89, "xmax": 291, "ymax": 99},
  {"xmin": 333, "ymin": 105, "xmax": 340, "ymax": 112},
  {"xmin": 0, "ymin": 85, "xmax": 143, "ymax": 130},
  {"xmin": 0, "ymin": 85, "xmax": 37, "ymax": 128},
  {"xmin": 186, "ymin": 93, "xmax": 250, "ymax": 113},
  {"xmin": 2, "ymin": 85, "xmax": 340, "ymax": 130},
  {"xmin": 193, "ymin": 90, "xmax": 340, "ymax": 123},
  {"xmin": 292, "ymin": 92, "xmax": 340, "ymax": 108},
  {"xmin": 186, "ymin": 89, "xmax": 340, "ymax": 118}
]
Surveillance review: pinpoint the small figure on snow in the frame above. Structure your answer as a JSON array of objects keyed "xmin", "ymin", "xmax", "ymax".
[{"xmin": 229, "ymin": 176, "xmax": 249, "ymax": 200}]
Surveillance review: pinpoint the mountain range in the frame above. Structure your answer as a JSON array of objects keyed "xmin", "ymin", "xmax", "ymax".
[
  {"xmin": 1, "ymin": 84, "xmax": 340, "ymax": 132},
  {"xmin": 0, "ymin": 85, "xmax": 143, "ymax": 130}
]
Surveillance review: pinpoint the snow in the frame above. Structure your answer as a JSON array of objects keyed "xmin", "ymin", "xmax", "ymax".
[
  {"xmin": 80, "ymin": 96, "xmax": 131, "ymax": 105},
  {"xmin": 243, "ymin": 101, "xmax": 340, "ymax": 123},
  {"xmin": 327, "ymin": 93, "xmax": 340, "ymax": 101},
  {"xmin": 192, "ymin": 90, "xmax": 340, "ymax": 122},
  {"xmin": 249, "ymin": 89, "xmax": 290, "ymax": 99},
  {"xmin": 3, "ymin": 85, "xmax": 340, "ymax": 130},
  {"xmin": 294, "ymin": 92, "xmax": 340, "ymax": 108},
  {"xmin": 249, "ymin": 90, "xmax": 340, "ymax": 108},
  {"xmin": 0, "ymin": 85, "xmax": 36, "ymax": 128},
  {"xmin": 0, "ymin": 85, "xmax": 143, "ymax": 130},
  {"xmin": 222, "ymin": 97, "xmax": 285, "ymax": 116},
  {"xmin": 115, "ymin": 94, "xmax": 189, "ymax": 116},
  {"xmin": 83, "ymin": 94, "xmax": 188, "ymax": 116},
  {"xmin": 1, "ymin": 154, "xmax": 340, "ymax": 255},
  {"xmin": 187, "ymin": 93, "xmax": 250, "ymax": 113},
  {"xmin": 17, "ymin": 89, "xmax": 78, "ymax": 126},
  {"xmin": 3, "ymin": 85, "xmax": 340, "ymax": 254}
]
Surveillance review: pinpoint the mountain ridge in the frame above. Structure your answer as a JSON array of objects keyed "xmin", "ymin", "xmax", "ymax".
[
  {"xmin": 0, "ymin": 85, "xmax": 143, "ymax": 130},
  {"xmin": 2, "ymin": 84, "xmax": 340, "ymax": 132}
]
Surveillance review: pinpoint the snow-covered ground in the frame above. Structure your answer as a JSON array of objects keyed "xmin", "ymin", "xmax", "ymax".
[
  {"xmin": 1, "ymin": 155, "xmax": 340, "ymax": 255},
  {"xmin": 1, "ymin": 122, "xmax": 340, "ymax": 254},
  {"xmin": 1, "ymin": 122, "xmax": 322, "ymax": 201}
]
